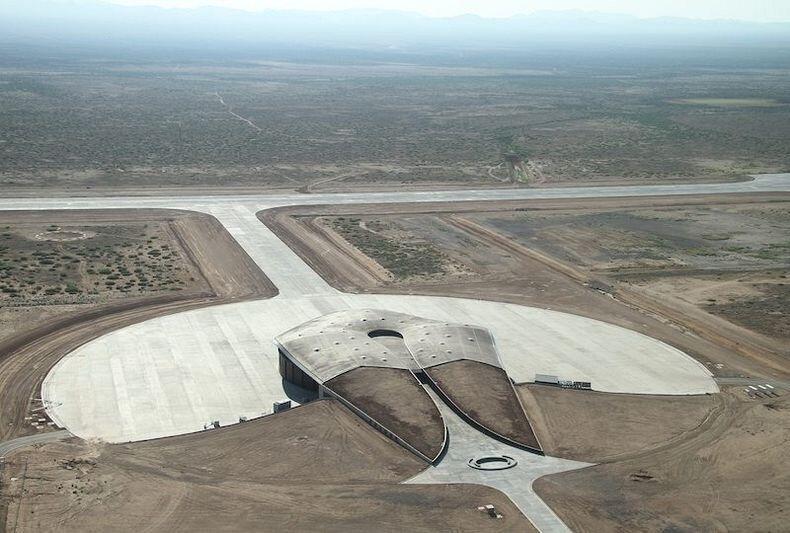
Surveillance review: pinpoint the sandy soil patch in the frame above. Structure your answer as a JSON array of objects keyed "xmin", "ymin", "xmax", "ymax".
[
  {"xmin": 517, "ymin": 384, "xmax": 717, "ymax": 462},
  {"xmin": 1, "ymin": 401, "xmax": 530, "ymax": 532},
  {"xmin": 427, "ymin": 360, "xmax": 539, "ymax": 450},
  {"xmin": 533, "ymin": 389, "xmax": 790, "ymax": 532},
  {"xmin": 326, "ymin": 367, "xmax": 445, "ymax": 460},
  {"xmin": 33, "ymin": 229, "xmax": 95, "ymax": 241}
]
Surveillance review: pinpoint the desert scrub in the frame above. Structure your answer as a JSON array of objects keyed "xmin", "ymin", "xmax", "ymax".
[{"xmin": 331, "ymin": 217, "xmax": 447, "ymax": 279}]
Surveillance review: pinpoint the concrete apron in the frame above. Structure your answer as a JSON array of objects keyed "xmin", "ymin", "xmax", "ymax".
[{"xmin": 407, "ymin": 389, "xmax": 591, "ymax": 533}]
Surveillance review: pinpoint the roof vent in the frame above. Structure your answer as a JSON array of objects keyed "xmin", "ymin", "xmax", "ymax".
[{"xmin": 367, "ymin": 329, "xmax": 404, "ymax": 339}]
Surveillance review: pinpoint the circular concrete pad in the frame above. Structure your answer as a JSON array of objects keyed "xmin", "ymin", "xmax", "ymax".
[{"xmin": 42, "ymin": 293, "xmax": 717, "ymax": 444}]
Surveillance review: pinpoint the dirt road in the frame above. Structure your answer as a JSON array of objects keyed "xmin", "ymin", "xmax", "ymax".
[
  {"xmin": 215, "ymin": 92, "xmax": 263, "ymax": 132},
  {"xmin": 0, "ymin": 431, "xmax": 70, "ymax": 459}
]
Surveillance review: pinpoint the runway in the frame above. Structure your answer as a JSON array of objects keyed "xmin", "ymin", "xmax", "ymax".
[{"xmin": 0, "ymin": 172, "xmax": 787, "ymax": 212}]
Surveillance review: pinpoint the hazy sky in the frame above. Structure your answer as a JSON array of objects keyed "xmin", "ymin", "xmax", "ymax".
[{"xmin": 103, "ymin": 0, "xmax": 790, "ymax": 22}]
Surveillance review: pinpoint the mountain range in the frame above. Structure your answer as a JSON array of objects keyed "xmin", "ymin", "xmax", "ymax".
[{"xmin": 3, "ymin": 1, "xmax": 790, "ymax": 50}]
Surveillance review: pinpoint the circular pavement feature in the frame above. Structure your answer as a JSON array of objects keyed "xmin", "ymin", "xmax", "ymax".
[{"xmin": 467, "ymin": 454, "xmax": 518, "ymax": 471}]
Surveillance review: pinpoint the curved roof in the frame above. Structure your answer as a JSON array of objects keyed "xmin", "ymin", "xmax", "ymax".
[{"xmin": 275, "ymin": 308, "xmax": 501, "ymax": 383}]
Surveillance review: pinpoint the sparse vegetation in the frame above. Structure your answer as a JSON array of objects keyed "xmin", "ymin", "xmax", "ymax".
[
  {"xmin": 330, "ymin": 217, "xmax": 449, "ymax": 279},
  {"xmin": 1, "ymin": 48, "xmax": 789, "ymax": 191},
  {"xmin": 477, "ymin": 202, "xmax": 790, "ymax": 339},
  {"xmin": 0, "ymin": 221, "xmax": 193, "ymax": 306},
  {"xmin": 482, "ymin": 205, "xmax": 790, "ymax": 274},
  {"xmin": 669, "ymin": 98, "xmax": 782, "ymax": 107}
]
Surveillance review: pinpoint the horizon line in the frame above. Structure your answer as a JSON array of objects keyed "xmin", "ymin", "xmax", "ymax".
[{"xmin": 86, "ymin": 2, "xmax": 790, "ymax": 25}]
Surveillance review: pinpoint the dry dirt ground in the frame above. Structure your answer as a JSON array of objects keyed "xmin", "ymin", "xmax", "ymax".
[
  {"xmin": 326, "ymin": 367, "xmax": 446, "ymax": 460},
  {"xmin": 515, "ymin": 384, "xmax": 788, "ymax": 531},
  {"xmin": 518, "ymin": 385, "xmax": 719, "ymax": 463},
  {"xmin": 468, "ymin": 198, "xmax": 789, "ymax": 341},
  {"xmin": 260, "ymin": 193, "xmax": 790, "ymax": 382},
  {"xmin": 0, "ymin": 209, "xmax": 276, "ymax": 443},
  {"xmin": 427, "ymin": 360, "xmax": 539, "ymax": 450},
  {"xmin": 325, "ymin": 360, "xmax": 541, "ymax": 460},
  {"xmin": 0, "ymin": 401, "xmax": 531, "ymax": 532},
  {"xmin": 532, "ymin": 387, "xmax": 790, "ymax": 532}
]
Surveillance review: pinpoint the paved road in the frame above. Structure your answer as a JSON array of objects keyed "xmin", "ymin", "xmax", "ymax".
[
  {"xmin": 207, "ymin": 204, "xmax": 335, "ymax": 297},
  {"xmin": 408, "ymin": 389, "xmax": 589, "ymax": 533},
  {"xmin": 0, "ymin": 430, "xmax": 71, "ymax": 459}
]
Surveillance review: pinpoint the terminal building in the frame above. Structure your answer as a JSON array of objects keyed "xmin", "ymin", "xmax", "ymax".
[{"xmin": 276, "ymin": 309, "xmax": 542, "ymax": 462}]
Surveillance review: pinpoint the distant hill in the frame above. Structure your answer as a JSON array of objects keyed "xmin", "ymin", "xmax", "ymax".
[{"xmin": 2, "ymin": 1, "xmax": 789, "ymax": 51}]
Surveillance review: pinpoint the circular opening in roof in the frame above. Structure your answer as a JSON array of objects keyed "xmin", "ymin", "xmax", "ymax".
[
  {"xmin": 367, "ymin": 329, "xmax": 403, "ymax": 339},
  {"xmin": 467, "ymin": 455, "xmax": 518, "ymax": 471}
]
